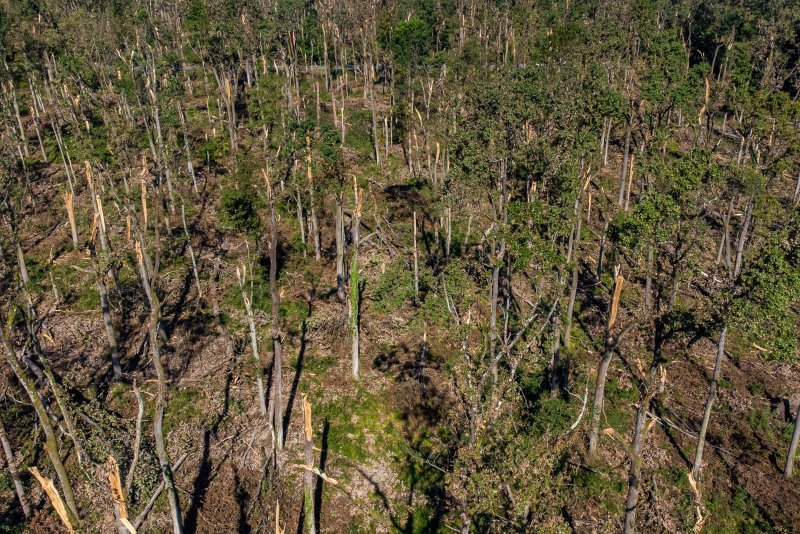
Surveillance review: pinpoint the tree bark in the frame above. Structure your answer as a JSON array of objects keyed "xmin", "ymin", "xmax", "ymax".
[
  {"xmin": 618, "ymin": 117, "xmax": 632, "ymax": 206},
  {"xmin": 1, "ymin": 322, "xmax": 79, "ymax": 523},
  {"xmin": 0, "ymin": 416, "xmax": 30, "ymax": 518},
  {"xmin": 268, "ymin": 184, "xmax": 284, "ymax": 450},
  {"xmin": 692, "ymin": 326, "xmax": 727, "ymax": 480},
  {"xmin": 350, "ymin": 179, "xmax": 362, "ymax": 380},
  {"xmin": 785, "ymin": 404, "xmax": 800, "ymax": 477},
  {"xmin": 589, "ymin": 274, "xmax": 625, "ymax": 453},
  {"xmin": 303, "ymin": 397, "xmax": 316, "ymax": 533}
]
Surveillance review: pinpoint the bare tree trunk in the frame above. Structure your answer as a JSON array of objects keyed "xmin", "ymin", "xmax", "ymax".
[
  {"xmin": 268, "ymin": 182, "xmax": 284, "ymax": 450},
  {"xmin": 303, "ymin": 397, "xmax": 316, "ymax": 533},
  {"xmin": 336, "ymin": 195, "xmax": 345, "ymax": 302},
  {"xmin": 622, "ymin": 403, "xmax": 648, "ymax": 534},
  {"xmin": 785, "ymin": 404, "xmax": 800, "ymax": 477},
  {"xmin": 0, "ymin": 416, "xmax": 31, "ymax": 518},
  {"xmin": 589, "ymin": 274, "xmax": 624, "ymax": 453},
  {"xmin": 350, "ymin": 179, "xmax": 362, "ymax": 380},
  {"xmin": 563, "ymin": 211, "xmax": 582, "ymax": 348},
  {"xmin": 239, "ymin": 268, "xmax": 267, "ymax": 416},
  {"xmin": 98, "ymin": 271, "xmax": 123, "ymax": 380},
  {"xmin": 1, "ymin": 324, "xmax": 79, "ymax": 523},
  {"xmin": 549, "ymin": 304, "xmax": 562, "ymax": 395},
  {"xmin": 149, "ymin": 300, "xmax": 184, "ymax": 534},
  {"xmin": 180, "ymin": 202, "xmax": 202, "ymax": 298},
  {"xmin": 177, "ymin": 102, "xmax": 198, "ymax": 193},
  {"xmin": 369, "ymin": 65, "xmax": 380, "ymax": 165},
  {"xmin": 618, "ymin": 118, "xmax": 632, "ymax": 206},
  {"xmin": 692, "ymin": 326, "xmax": 727, "ymax": 480},
  {"xmin": 125, "ymin": 382, "xmax": 144, "ymax": 494},
  {"xmin": 413, "ymin": 211, "xmax": 419, "ymax": 299},
  {"xmin": 733, "ymin": 200, "xmax": 752, "ymax": 278},
  {"xmin": 306, "ymin": 136, "xmax": 321, "ymax": 261},
  {"xmin": 64, "ymin": 192, "xmax": 79, "ymax": 249}
]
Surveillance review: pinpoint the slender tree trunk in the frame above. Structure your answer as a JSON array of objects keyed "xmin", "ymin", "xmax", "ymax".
[
  {"xmin": 303, "ymin": 397, "xmax": 316, "ymax": 533},
  {"xmin": 306, "ymin": 136, "xmax": 321, "ymax": 261},
  {"xmin": 589, "ymin": 274, "xmax": 624, "ymax": 453},
  {"xmin": 785, "ymin": 404, "xmax": 800, "ymax": 477},
  {"xmin": 549, "ymin": 304, "xmax": 562, "ymax": 395},
  {"xmin": 563, "ymin": 212, "xmax": 582, "ymax": 348},
  {"xmin": 177, "ymin": 102, "xmax": 198, "ymax": 193},
  {"xmin": 413, "ymin": 211, "xmax": 419, "ymax": 299},
  {"xmin": 350, "ymin": 180, "xmax": 362, "ymax": 380},
  {"xmin": 240, "ymin": 273, "xmax": 267, "ymax": 416},
  {"xmin": 733, "ymin": 200, "xmax": 752, "ymax": 278},
  {"xmin": 1, "ymin": 324, "xmax": 79, "ymax": 523},
  {"xmin": 692, "ymin": 325, "xmax": 727, "ymax": 480},
  {"xmin": 336, "ymin": 195, "xmax": 345, "ymax": 302},
  {"xmin": 618, "ymin": 118, "xmax": 632, "ymax": 206},
  {"xmin": 622, "ymin": 402, "xmax": 648, "ymax": 534},
  {"xmin": 268, "ymin": 185, "xmax": 284, "ymax": 450},
  {"xmin": 64, "ymin": 192, "xmax": 79, "ymax": 249},
  {"xmin": 149, "ymin": 300, "xmax": 184, "ymax": 534},
  {"xmin": 369, "ymin": 66, "xmax": 380, "ymax": 165},
  {"xmin": 98, "ymin": 273, "xmax": 123, "ymax": 380},
  {"xmin": 180, "ymin": 203, "xmax": 202, "ymax": 298},
  {"xmin": 0, "ymin": 416, "xmax": 31, "ymax": 518}
]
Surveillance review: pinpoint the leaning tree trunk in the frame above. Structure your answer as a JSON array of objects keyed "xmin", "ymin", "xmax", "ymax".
[
  {"xmin": 785, "ymin": 404, "xmax": 800, "ymax": 477},
  {"xmin": 0, "ymin": 416, "xmax": 30, "ymax": 518},
  {"xmin": 149, "ymin": 297, "xmax": 184, "ymax": 534},
  {"xmin": 1, "ymin": 322, "xmax": 79, "ymax": 523},
  {"xmin": 692, "ymin": 325, "xmax": 727, "ymax": 480},
  {"xmin": 563, "ymin": 204, "xmax": 583, "ymax": 348},
  {"xmin": 239, "ymin": 268, "xmax": 267, "ymax": 417},
  {"xmin": 589, "ymin": 274, "xmax": 624, "ymax": 453},
  {"xmin": 623, "ymin": 399, "xmax": 649, "ymax": 534}
]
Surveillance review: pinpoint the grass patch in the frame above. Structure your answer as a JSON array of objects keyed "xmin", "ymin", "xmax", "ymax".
[{"xmin": 706, "ymin": 486, "xmax": 771, "ymax": 533}]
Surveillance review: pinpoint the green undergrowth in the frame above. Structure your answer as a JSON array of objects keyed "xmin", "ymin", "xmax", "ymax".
[
  {"xmin": 706, "ymin": 486, "xmax": 772, "ymax": 533},
  {"xmin": 311, "ymin": 387, "xmax": 404, "ymax": 464}
]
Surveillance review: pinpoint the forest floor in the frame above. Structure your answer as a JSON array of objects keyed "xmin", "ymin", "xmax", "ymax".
[{"xmin": 2, "ymin": 75, "xmax": 800, "ymax": 533}]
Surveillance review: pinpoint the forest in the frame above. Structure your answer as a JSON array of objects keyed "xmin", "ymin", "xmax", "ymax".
[{"xmin": 0, "ymin": 0, "xmax": 799, "ymax": 532}]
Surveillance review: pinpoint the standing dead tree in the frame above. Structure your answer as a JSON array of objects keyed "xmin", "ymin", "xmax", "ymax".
[{"xmin": 238, "ymin": 265, "xmax": 268, "ymax": 416}]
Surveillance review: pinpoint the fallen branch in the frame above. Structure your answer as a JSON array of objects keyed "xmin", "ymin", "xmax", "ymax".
[
  {"xmin": 131, "ymin": 452, "xmax": 188, "ymax": 530},
  {"xmin": 565, "ymin": 383, "xmax": 589, "ymax": 433}
]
